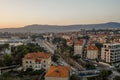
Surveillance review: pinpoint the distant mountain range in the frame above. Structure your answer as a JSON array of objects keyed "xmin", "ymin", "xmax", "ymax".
[{"xmin": 0, "ymin": 22, "xmax": 120, "ymax": 33}]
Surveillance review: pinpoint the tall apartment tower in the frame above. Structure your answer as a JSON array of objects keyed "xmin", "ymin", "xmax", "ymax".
[{"xmin": 101, "ymin": 43, "xmax": 120, "ymax": 66}]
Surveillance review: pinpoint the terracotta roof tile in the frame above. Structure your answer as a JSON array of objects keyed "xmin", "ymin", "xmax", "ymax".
[
  {"xmin": 35, "ymin": 58, "xmax": 42, "ymax": 62},
  {"xmin": 74, "ymin": 39, "xmax": 84, "ymax": 46},
  {"xmin": 87, "ymin": 46, "xmax": 98, "ymax": 50},
  {"xmin": 23, "ymin": 52, "xmax": 51, "ymax": 60},
  {"xmin": 45, "ymin": 66, "xmax": 70, "ymax": 77}
]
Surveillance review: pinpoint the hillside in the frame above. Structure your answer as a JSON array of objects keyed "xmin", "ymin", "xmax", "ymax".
[{"xmin": 0, "ymin": 22, "xmax": 120, "ymax": 33}]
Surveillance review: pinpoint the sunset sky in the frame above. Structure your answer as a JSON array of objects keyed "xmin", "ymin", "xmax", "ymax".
[{"xmin": 0, "ymin": 0, "xmax": 120, "ymax": 28}]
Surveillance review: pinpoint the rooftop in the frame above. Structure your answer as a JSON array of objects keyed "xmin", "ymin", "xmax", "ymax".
[
  {"xmin": 23, "ymin": 52, "xmax": 51, "ymax": 60},
  {"xmin": 45, "ymin": 66, "xmax": 70, "ymax": 78},
  {"xmin": 74, "ymin": 39, "xmax": 84, "ymax": 46},
  {"xmin": 87, "ymin": 45, "xmax": 98, "ymax": 50}
]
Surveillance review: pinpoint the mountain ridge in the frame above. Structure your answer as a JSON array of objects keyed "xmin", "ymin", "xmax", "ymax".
[{"xmin": 0, "ymin": 22, "xmax": 120, "ymax": 33}]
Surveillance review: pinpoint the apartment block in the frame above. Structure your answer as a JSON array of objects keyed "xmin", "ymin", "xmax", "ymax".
[
  {"xmin": 74, "ymin": 39, "xmax": 85, "ymax": 55},
  {"xmin": 101, "ymin": 43, "xmax": 120, "ymax": 66},
  {"xmin": 22, "ymin": 52, "xmax": 51, "ymax": 71},
  {"xmin": 86, "ymin": 45, "xmax": 98, "ymax": 59}
]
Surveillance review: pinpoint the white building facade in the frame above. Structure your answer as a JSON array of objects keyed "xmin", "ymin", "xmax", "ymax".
[
  {"xmin": 74, "ymin": 39, "xmax": 86, "ymax": 55},
  {"xmin": 87, "ymin": 46, "xmax": 98, "ymax": 59},
  {"xmin": 101, "ymin": 43, "xmax": 120, "ymax": 66},
  {"xmin": 22, "ymin": 52, "xmax": 51, "ymax": 71}
]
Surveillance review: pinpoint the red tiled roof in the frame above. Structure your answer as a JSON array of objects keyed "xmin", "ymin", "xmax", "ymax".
[
  {"xmin": 35, "ymin": 58, "xmax": 41, "ymax": 62},
  {"xmin": 23, "ymin": 52, "xmax": 51, "ymax": 60},
  {"xmin": 87, "ymin": 46, "xmax": 98, "ymax": 50},
  {"xmin": 45, "ymin": 66, "xmax": 70, "ymax": 77},
  {"xmin": 74, "ymin": 39, "xmax": 84, "ymax": 46}
]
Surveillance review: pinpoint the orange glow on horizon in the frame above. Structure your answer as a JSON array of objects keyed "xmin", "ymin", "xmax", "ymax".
[{"xmin": 0, "ymin": 19, "xmax": 112, "ymax": 28}]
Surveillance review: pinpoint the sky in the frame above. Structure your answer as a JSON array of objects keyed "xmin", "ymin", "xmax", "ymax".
[{"xmin": 0, "ymin": 0, "xmax": 120, "ymax": 28}]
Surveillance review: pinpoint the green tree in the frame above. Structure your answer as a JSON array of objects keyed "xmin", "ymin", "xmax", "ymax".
[
  {"xmin": 85, "ymin": 63, "xmax": 96, "ymax": 70},
  {"xmin": 52, "ymin": 37, "xmax": 67, "ymax": 46},
  {"xmin": 0, "ymin": 59, "xmax": 5, "ymax": 67},
  {"xmin": 72, "ymin": 54, "xmax": 81, "ymax": 61},
  {"xmin": 52, "ymin": 54, "xmax": 59, "ymax": 62},
  {"xmin": 116, "ymin": 68, "xmax": 120, "ymax": 73},
  {"xmin": 0, "ymin": 44, "xmax": 9, "ymax": 54},
  {"xmin": 70, "ymin": 74, "xmax": 80, "ymax": 80},
  {"xmin": 114, "ymin": 76, "xmax": 120, "ymax": 80},
  {"xmin": 99, "ymin": 70, "xmax": 112, "ymax": 80},
  {"xmin": 3, "ymin": 54, "xmax": 14, "ymax": 66},
  {"xmin": 12, "ymin": 43, "xmax": 47, "ymax": 65},
  {"xmin": 95, "ymin": 43, "xmax": 103, "ymax": 50}
]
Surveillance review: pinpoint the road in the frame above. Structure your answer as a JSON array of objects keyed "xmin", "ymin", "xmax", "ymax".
[
  {"xmin": 37, "ymin": 40, "xmax": 56, "ymax": 54},
  {"xmin": 38, "ymin": 41, "xmax": 109, "ymax": 79},
  {"xmin": 78, "ymin": 70, "xmax": 100, "ymax": 77},
  {"xmin": 108, "ymin": 70, "xmax": 120, "ymax": 80},
  {"xmin": 86, "ymin": 60, "xmax": 120, "ymax": 80},
  {"xmin": 85, "ymin": 60, "xmax": 111, "ymax": 70},
  {"xmin": 0, "ymin": 65, "xmax": 20, "ymax": 75}
]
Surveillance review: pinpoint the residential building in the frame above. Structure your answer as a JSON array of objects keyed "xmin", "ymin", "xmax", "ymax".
[
  {"xmin": 86, "ymin": 45, "xmax": 98, "ymax": 59},
  {"xmin": 22, "ymin": 52, "xmax": 51, "ymax": 71},
  {"xmin": 74, "ymin": 39, "xmax": 85, "ymax": 55},
  {"xmin": 62, "ymin": 35, "xmax": 70, "ymax": 40},
  {"xmin": 66, "ymin": 39, "xmax": 73, "ymax": 46},
  {"xmin": 45, "ymin": 66, "xmax": 70, "ymax": 80},
  {"xmin": 101, "ymin": 43, "xmax": 120, "ymax": 66}
]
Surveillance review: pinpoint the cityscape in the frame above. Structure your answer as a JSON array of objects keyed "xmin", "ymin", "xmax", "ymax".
[{"xmin": 0, "ymin": 0, "xmax": 120, "ymax": 80}]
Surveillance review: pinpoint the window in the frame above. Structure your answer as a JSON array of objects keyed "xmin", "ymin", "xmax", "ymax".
[
  {"xmin": 26, "ymin": 61, "xmax": 28, "ymax": 63},
  {"xmin": 30, "ymin": 65, "xmax": 32, "ymax": 68},
  {"xmin": 30, "ymin": 61, "xmax": 32, "ymax": 63},
  {"xmin": 111, "ymin": 50, "xmax": 114, "ymax": 52},
  {"xmin": 44, "ymin": 65, "xmax": 46, "ymax": 67},
  {"xmin": 44, "ymin": 60, "xmax": 46, "ymax": 63},
  {"xmin": 36, "ymin": 65, "xmax": 38, "ymax": 68},
  {"xmin": 105, "ymin": 49, "xmax": 108, "ymax": 51},
  {"xmin": 104, "ymin": 45, "xmax": 106, "ymax": 48}
]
